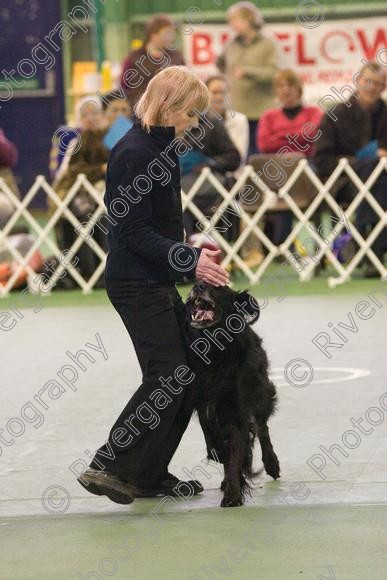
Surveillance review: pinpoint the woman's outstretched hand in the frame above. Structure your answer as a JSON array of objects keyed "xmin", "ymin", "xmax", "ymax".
[{"xmin": 195, "ymin": 249, "xmax": 230, "ymax": 287}]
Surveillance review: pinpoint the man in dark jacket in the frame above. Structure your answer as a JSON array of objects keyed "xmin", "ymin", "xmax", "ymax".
[{"xmin": 314, "ymin": 62, "xmax": 387, "ymax": 275}]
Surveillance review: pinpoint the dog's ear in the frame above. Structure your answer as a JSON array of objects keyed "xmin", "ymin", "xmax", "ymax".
[{"xmin": 234, "ymin": 290, "xmax": 260, "ymax": 325}]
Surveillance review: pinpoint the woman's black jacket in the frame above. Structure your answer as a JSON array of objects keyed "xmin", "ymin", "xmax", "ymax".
[{"xmin": 104, "ymin": 119, "xmax": 201, "ymax": 282}]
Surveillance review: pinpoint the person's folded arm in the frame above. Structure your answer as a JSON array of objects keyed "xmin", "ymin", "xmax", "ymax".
[
  {"xmin": 241, "ymin": 43, "xmax": 278, "ymax": 82},
  {"xmin": 257, "ymin": 112, "xmax": 280, "ymax": 153}
]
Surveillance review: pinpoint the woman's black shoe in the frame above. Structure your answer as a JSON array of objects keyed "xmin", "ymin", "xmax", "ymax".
[{"xmin": 136, "ymin": 474, "xmax": 204, "ymax": 498}]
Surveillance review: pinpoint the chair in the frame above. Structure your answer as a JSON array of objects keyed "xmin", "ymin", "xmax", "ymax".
[{"xmin": 240, "ymin": 154, "xmax": 317, "ymax": 212}]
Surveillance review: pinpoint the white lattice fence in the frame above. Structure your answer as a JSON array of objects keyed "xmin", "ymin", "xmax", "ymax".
[
  {"xmin": 279, "ymin": 158, "xmax": 387, "ymax": 285},
  {"xmin": 0, "ymin": 174, "xmax": 107, "ymax": 296},
  {"xmin": 181, "ymin": 158, "xmax": 387, "ymax": 287},
  {"xmin": 0, "ymin": 157, "xmax": 385, "ymax": 297}
]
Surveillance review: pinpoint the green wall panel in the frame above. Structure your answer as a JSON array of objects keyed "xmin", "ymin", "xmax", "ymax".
[
  {"xmin": 114, "ymin": 0, "xmax": 386, "ymax": 17},
  {"xmin": 101, "ymin": 0, "xmax": 386, "ymax": 61},
  {"xmin": 102, "ymin": 0, "xmax": 386, "ymax": 26}
]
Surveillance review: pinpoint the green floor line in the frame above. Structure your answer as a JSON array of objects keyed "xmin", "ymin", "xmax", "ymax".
[{"xmin": 0, "ymin": 267, "xmax": 383, "ymax": 310}]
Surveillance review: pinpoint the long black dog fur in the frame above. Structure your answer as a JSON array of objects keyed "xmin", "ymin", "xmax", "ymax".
[{"xmin": 184, "ymin": 282, "xmax": 280, "ymax": 507}]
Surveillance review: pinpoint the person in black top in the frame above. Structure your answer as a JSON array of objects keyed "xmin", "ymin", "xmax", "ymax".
[
  {"xmin": 77, "ymin": 67, "xmax": 229, "ymax": 504},
  {"xmin": 180, "ymin": 109, "xmax": 241, "ymax": 239}
]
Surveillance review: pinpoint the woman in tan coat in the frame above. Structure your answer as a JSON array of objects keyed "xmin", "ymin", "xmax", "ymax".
[{"xmin": 216, "ymin": 2, "xmax": 279, "ymax": 156}]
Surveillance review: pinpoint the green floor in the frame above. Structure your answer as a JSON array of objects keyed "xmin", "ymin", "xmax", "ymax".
[
  {"xmin": 0, "ymin": 264, "xmax": 382, "ymax": 311},
  {"xmin": 2, "ymin": 504, "xmax": 386, "ymax": 580},
  {"xmin": 0, "ymin": 282, "xmax": 386, "ymax": 579}
]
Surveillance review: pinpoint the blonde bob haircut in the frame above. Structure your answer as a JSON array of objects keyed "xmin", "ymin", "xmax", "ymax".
[
  {"xmin": 227, "ymin": 2, "xmax": 264, "ymax": 29},
  {"xmin": 134, "ymin": 66, "xmax": 209, "ymax": 132}
]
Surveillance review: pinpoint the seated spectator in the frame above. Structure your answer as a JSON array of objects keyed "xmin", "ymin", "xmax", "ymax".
[
  {"xmin": 50, "ymin": 96, "xmax": 105, "ymax": 180},
  {"xmin": 0, "ymin": 128, "xmax": 19, "ymax": 229},
  {"xmin": 206, "ymin": 74, "xmax": 249, "ymax": 176},
  {"xmin": 180, "ymin": 111, "xmax": 241, "ymax": 239},
  {"xmin": 258, "ymin": 69, "xmax": 323, "ymax": 246},
  {"xmin": 102, "ymin": 91, "xmax": 132, "ymax": 126},
  {"xmin": 314, "ymin": 61, "xmax": 387, "ymax": 277},
  {"xmin": 53, "ymin": 128, "xmax": 109, "ymax": 284},
  {"xmin": 101, "ymin": 91, "xmax": 133, "ymax": 150},
  {"xmin": 258, "ymin": 69, "xmax": 323, "ymax": 155},
  {"xmin": 205, "ymin": 74, "xmax": 250, "ymax": 257},
  {"xmin": 120, "ymin": 14, "xmax": 184, "ymax": 108}
]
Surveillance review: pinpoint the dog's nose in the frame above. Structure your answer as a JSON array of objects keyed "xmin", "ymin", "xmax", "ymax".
[{"xmin": 197, "ymin": 281, "xmax": 206, "ymax": 292}]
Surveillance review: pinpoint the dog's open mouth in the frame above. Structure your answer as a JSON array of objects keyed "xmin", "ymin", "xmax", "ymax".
[{"xmin": 191, "ymin": 298, "xmax": 215, "ymax": 323}]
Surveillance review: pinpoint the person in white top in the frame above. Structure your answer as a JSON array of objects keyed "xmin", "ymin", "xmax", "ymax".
[
  {"xmin": 206, "ymin": 74, "xmax": 265, "ymax": 267},
  {"xmin": 205, "ymin": 74, "xmax": 249, "ymax": 177}
]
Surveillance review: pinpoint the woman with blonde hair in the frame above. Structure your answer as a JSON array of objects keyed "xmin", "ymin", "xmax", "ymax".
[
  {"xmin": 77, "ymin": 66, "xmax": 229, "ymax": 505},
  {"xmin": 217, "ymin": 1, "xmax": 279, "ymax": 155}
]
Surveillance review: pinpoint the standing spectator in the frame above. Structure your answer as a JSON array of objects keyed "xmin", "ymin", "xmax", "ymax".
[
  {"xmin": 0, "ymin": 128, "xmax": 19, "ymax": 228},
  {"xmin": 120, "ymin": 14, "xmax": 185, "ymax": 107},
  {"xmin": 216, "ymin": 2, "xmax": 278, "ymax": 156},
  {"xmin": 258, "ymin": 69, "xmax": 323, "ymax": 156},
  {"xmin": 206, "ymin": 74, "xmax": 249, "ymax": 174},
  {"xmin": 314, "ymin": 61, "xmax": 387, "ymax": 277}
]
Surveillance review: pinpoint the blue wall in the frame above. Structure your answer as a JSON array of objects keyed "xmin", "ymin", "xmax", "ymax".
[{"xmin": 0, "ymin": 0, "xmax": 65, "ymax": 205}]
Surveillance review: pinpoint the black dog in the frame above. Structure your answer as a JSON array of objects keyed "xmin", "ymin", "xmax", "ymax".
[{"xmin": 184, "ymin": 282, "xmax": 280, "ymax": 507}]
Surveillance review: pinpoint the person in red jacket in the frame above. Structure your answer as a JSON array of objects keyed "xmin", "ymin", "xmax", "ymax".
[
  {"xmin": 257, "ymin": 69, "xmax": 322, "ymax": 245},
  {"xmin": 257, "ymin": 69, "xmax": 322, "ymax": 156}
]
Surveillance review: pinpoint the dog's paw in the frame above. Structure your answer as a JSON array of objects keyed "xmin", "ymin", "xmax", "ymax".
[
  {"xmin": 264, "ymin": 453, "xmax": 280, "ymax": 480},
  {"xmin": 221, "ymin": 494, "xmax": 244, "ymax": 507}
]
